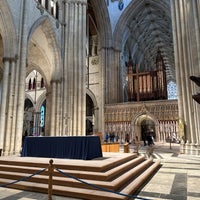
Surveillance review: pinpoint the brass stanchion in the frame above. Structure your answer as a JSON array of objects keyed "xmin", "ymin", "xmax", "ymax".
[{"xmin": 48, "ymin": 159, "xmax": 54, "ymax": 200}]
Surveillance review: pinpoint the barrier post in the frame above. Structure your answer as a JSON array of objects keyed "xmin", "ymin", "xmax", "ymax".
[{"xmin": 48, "ymin": 159, "xmax": 54, "ymax": 200}]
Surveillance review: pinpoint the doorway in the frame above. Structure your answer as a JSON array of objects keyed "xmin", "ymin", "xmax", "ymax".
[{"xmin": 141, "ymin": 118, "xmax": 156, "ymax": 144}]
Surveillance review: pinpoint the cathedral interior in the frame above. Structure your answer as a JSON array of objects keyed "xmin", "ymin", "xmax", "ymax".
[{"xmin": 0, "ymin": 0, "xmax": 199, "ymax": 156}]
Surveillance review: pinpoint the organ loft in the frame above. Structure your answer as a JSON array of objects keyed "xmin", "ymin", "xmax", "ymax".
[{"xmin": 126, "ymin": 49, "xmax": 167, "ymax": 102}]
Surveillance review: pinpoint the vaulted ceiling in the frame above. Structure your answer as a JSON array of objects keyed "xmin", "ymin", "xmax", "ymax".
[
  {"xmin": 90, "ymin": 0, "xmax": 175, "ymax": 83},
  {"xmin": 122, "ymin": 0, "xmax": 175, "ymax": 82}
]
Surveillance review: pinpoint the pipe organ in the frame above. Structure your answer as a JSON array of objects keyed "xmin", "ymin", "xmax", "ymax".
[{"xmin": 126, "ymin": 49, "xmax": 167, "ymax": 101}]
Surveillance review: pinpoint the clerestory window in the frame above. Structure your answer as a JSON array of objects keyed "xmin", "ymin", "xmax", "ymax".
[{"xmin": 36, "ymin": 0, "xmax": 59, "ymax": 20}]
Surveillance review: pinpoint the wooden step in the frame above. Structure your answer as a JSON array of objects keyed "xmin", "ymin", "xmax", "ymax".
[
  {"xmin": 0, "ymin": 161, "xmax": 160, "ymax": 200},
  {"xmin": 0, "ymin": 155, "xmax": 145, "ymax": 181},
  {"xmin": 0, "ymin": 154, "xmax": 161, "ymax": 200},
  {"xmin": 0, "ymin": 157, "xmax": 151, "ymax": 191}
]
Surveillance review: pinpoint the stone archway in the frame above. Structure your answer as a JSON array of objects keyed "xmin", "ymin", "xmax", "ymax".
[
  {"xmin": 27, "ymin": 16, "xmax": 62, "ymax": 136},
  {"xmin": 132, "ymin": 113, "xmax": 159, "ymax": 144},
  {"xmin": 86, "ymin": 89, "xmax": 99, "ymax": 134},
  {"xmin": 0, "ymin": 0, "xmax": 18, "ymax": 154}
]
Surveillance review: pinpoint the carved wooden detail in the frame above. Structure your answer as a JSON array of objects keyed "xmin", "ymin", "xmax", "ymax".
[{"xmin": 126, "ymin": 49, "xmax": 167, "ymax": 101}]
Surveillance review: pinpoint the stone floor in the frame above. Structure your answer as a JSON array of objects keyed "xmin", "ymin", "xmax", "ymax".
[{"xmin": 0, "ymin": 142, "xmax": 200, "ymax": 200}]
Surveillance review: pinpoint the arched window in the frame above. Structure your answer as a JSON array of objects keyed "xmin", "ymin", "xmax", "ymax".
[
  {"xmin": 45, "ymin": 0, "xmax": 48, "ymax": 10},
  {"xmin": 55, "ymin": 2, "xmax": 59, "ymax": 19},
  {"xmin": 41, "ymin": 77, "xmax": 44, "ymax": 88},
  {"xmin": 50, "ymin": 0, "xmax": 54, "ymax": 15},
  {"xmin": 167, "ymin": 81, "xmax": 178, "ymax": 99},
  {"xmin": 28, "ymin": 79, "xmax": 32, "ymax": 90},
  {"xmin": 33, "ymin": 78, "xmax": 36, "ymax": 90},
  {"xmin": 40, "ymin": 105, "xmax": 45, "ymax": 127}
]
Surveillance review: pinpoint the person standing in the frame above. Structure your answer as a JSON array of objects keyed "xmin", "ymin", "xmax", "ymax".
[{"xmin": 146, "ymin": 133, "xmax": 154, "ymax": 157}]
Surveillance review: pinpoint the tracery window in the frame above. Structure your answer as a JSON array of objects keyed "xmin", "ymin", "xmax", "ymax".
[
  {"xmin": 167, "ymin": 81, "xmax": 178, "ymax": 99},
  {"xmin": 40, "ymin": 105, "xmax": 45, "ymax": 128},
  {"xmin": 28, "ymin": 79, "xmax": 32, "ymax": 90}
]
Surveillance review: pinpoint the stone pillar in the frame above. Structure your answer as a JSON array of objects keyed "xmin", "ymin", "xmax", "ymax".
[
  {"xmin": 170, "ymin": 0, "xmax": 197, "ymax": 145},
  {"xmin": 64, "ymin": 0, "xmax": 87, "ymax": 136},
  {"xmin": 56, "ymin": 81, "xmax": 61, "ymax": 136},
  {"xmin": 62, "ymin": 0, "xmax": 68, "ymax": 136},
  {"xmin": 10, "ymin": 55, "xmax": 20, "ymax": 154},
  {"xmin": 171, "ymin": 0, "xmax": 184, "ymax": 128},
  {"xmin": 191, "ymin": 0, "xmax": 200, "ymax": 145},
  {"xmin": 50, "ymin": 81, "xmax": 56, "ymax": 136},
  {"xmin": 45, "ymin": 91, "xmax": 52, "ymax": 136},
  {"xmin": 14, "ymin": 0, "xmax": 28, "ymax": 154},
  {"xmin": 0, "ymin": 58, "xmax": 10, "ymax": 152},
  {"xmin": 4, "ymin": 57, "xmax": 17, "ymax": 155},
  {"xmin": 103, "ymin": 47, "xmax": 122, "ymax": 104}
]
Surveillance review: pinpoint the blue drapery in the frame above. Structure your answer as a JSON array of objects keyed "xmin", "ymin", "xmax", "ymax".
[{"xmin": 21, "ymin": 136, "xmax": 102, "ymax": 160}]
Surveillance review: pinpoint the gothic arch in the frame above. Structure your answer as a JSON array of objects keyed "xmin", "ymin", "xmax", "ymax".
[
  {"xmin": 25, "ymin": 93, "xmax": 34, "ymax": 106},
  {"xmin": 86, "ymin": 88, "xmax": 98, "ymax": 109},
  {"xmin": 86, "ymin": 88, "xmax": 99, "ymax": 133},
  {"xmin": 26, "ymin": 64, "xmax": 48, "ymax": 91},
  {"xmin": 0, "ymin": 0, "xmax": 17, "ymax": 57},
  {"xmin": 27, "ymin": 15, "xmax": 62, "ymax": 87},
  {"xmin": 35, "ymin": 91, "xmax": 46, "ymax": 112},
  {"xmin": 89, "ymin": 0, "xmax": 112, "ymax": 48},
  {"xmin": 131, "ymin": 111, "xmax": 159, "ymax": 141}
]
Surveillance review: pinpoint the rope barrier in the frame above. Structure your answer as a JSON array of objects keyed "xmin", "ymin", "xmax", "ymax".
[
  {"xmin": 0, "ymin": 160, "xmax": 151, "ymax": 200},
  {"xmin": 55, "ymin": 168, "xmax": 152, "ymax": 200},
  {"xmin": 0, "ymin": 168, "xmax": 47, "ymax": 188}
]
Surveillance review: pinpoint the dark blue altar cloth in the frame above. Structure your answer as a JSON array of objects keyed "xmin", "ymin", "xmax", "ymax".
[{"xmin": 21, "ymin": 136, "xmax": 103, "ymax": 160}]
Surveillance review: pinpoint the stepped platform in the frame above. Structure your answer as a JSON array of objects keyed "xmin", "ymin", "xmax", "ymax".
[{"xmin": 0, "ymin": 152, "xmax": 161, "ymax": 200}]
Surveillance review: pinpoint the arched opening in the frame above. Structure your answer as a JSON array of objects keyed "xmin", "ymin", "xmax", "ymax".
[
  {"xmin": 40, "ymin": 100, "xmax": 46, "ymax": 135},
  {"xmin": 23, "ymin": 98, "xmax": 34, "ymax": 138},
  {"xmin": 141, "ymin": 118, "xmax": 156, "ymax": 146},
  {"xmin": 86, "ymin": 94, "xmax": 94, "ymax": 135},
  {"xmin": 24, "ymin": 70, "xmax": 47, "ymax": 136}
]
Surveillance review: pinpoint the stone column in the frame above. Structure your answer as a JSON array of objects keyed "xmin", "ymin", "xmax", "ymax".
[
  {"xmin": 45, "ymin": 91, "xmax": 52, "ymax": 136},
  {"xmin": 171, "ymin": 0, "xmax": 200, "ymax": 147},
  {"xmin": 181, "ymin": 0, "xmax": 195, "ymax": 144},
  {"xmin": 14, "ymin": 0, "xmax": 28, "ymax": 154},
  {"xmin": 191, "ymin": 0, "xmax": 200, "ymax": 145},
  {"xmin": 10, "ymin": 63, "xmax": 19, "ymax": 154},
  {"xmin": 62, "ymin": 0, "xmax": 69, "ymax": 136},
  {"xmin": 192, "ymin": 1, "xmax": 200, "ymax": 64},
  {"xmin": 56, "ymin": 81, "xmax": 61, "ymax": 136},
  {"xmin": 65, "ymin": 0, "xmax": 87, "ymax": 136},
  {"xmin": 4, "ymin": 57, "xmax": 17, "ymax": 155},
  {"xmin": 103, "ymin": 47, "xmax": 122, "ymax": 104},
  {"xmin": 0, "ymin": 58, "xmax": 10, "ymax": 151},
  {"xmin": 50, "ymin": 81, "xmax": 56, "ymax": 136},
  {"xmin": 99, "ymin": 47, "xmax": 107, "ymax": 135},
  {"xmin": 171, "ymin": 1, "xmax": 189, "ymax": 140}
]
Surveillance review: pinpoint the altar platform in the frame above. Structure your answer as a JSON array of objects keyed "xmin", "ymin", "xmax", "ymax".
[{"xmin": 21, "ymin": 136, "xmax": 102, "ymax": 160}]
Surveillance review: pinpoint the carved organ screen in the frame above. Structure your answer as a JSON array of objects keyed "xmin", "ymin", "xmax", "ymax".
[{"xmin": 126, "ymin": 49, "xmax": 167, "ymax": 101}]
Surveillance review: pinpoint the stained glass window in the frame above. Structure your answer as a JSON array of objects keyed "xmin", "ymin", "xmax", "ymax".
[
  {"xmin": 167, "ymin": 81, "xmax": 178, "ymax": 99},
  {"xmin": 40, "ymin": 105, "xmax": 45, "ymax": 127}
]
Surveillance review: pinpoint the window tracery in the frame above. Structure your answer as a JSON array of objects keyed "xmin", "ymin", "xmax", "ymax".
[{"xmin": 167, "ymin": 81, "xmax": 177, "ymax": 99}]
